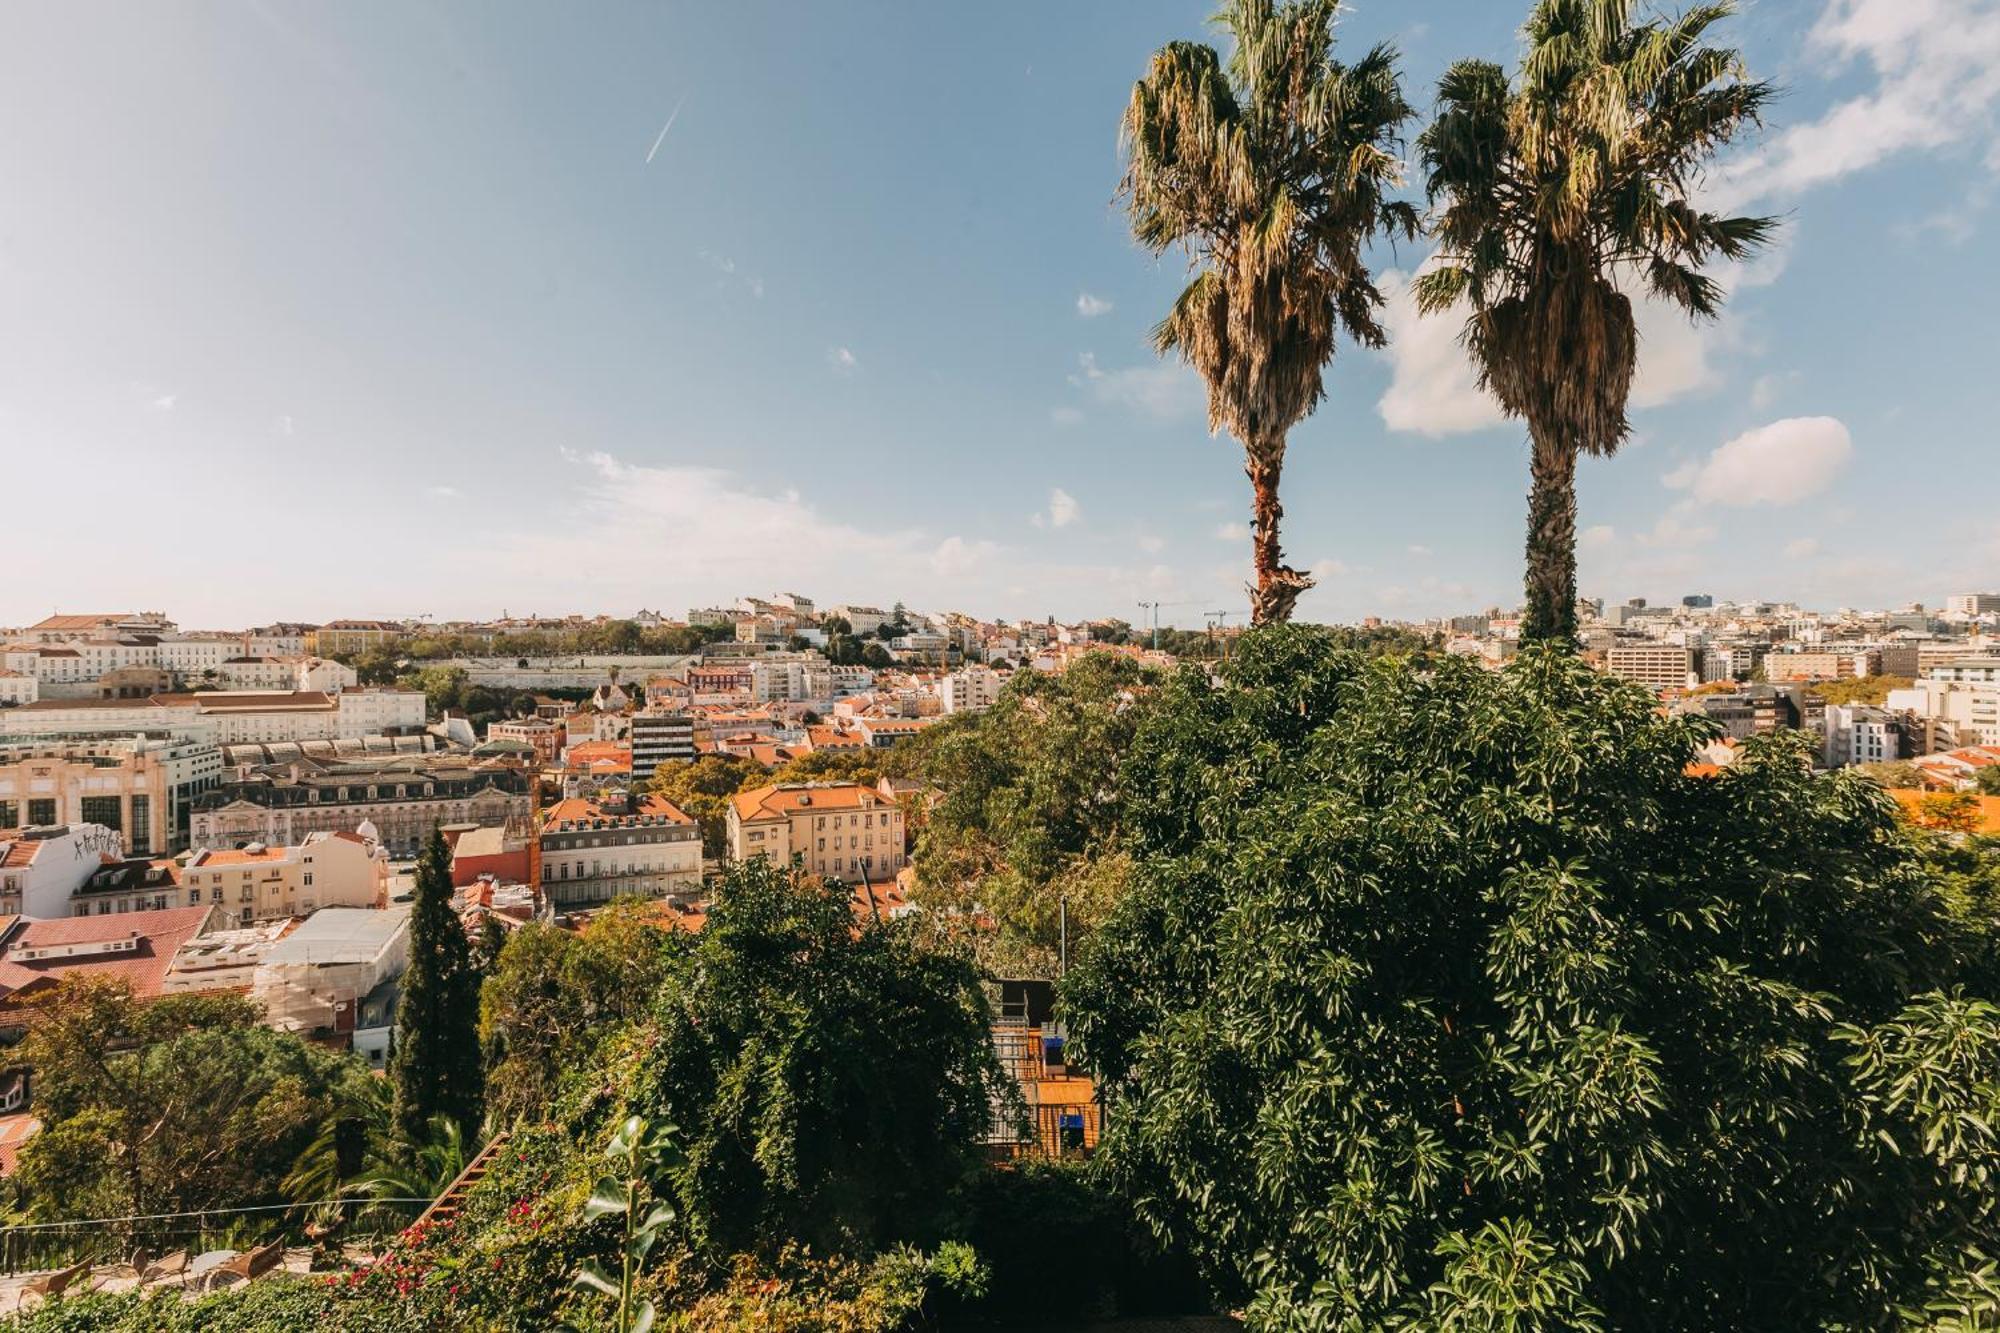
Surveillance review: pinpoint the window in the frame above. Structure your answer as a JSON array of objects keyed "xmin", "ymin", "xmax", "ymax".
[
  {"xmin": 27, "ymin": 798, "xmax": 55, "ymax": 827},
  {"xmin": 81, "ymin": 795, "xmax": 123, "ymax": 831},
  {"xmin": 303, "ymin": 872, "xmax": 313, "ymax": 887},
  {"xmin": 0, "ymin": 801, "xmax": 15, "ymax": 828},
  {"xmin": 129, "ymin": 795, "xmax": 151, "ymax": 854},
  {"xmin": 187, "ymin": 889, "xmax": 199, "ymax": 906}
]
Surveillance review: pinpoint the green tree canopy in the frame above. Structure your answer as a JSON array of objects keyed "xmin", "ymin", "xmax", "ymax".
[
  {"xmin": 13, "ymin": 979, "xmax": 374, "ymax": 1226},
  {"xmin": 1066, "ymin": 627, "xmax": 2000, "ymax": 1330},
  {"xmin": 646, "ymin": 753, "xmax": 767, "ymax": 858},
  {"xmin": 627, "ymin": 859, "xmax": 1007, "ymax": 1259},
  {"xmin": 391, "ymin": 828, "xmax": 483, "ymax": 1144},
  {"xmin": 910, "ymin": 652, "xmax": 1162, "ymax": 973},
  {"xmin": 481, "ymin": 901, "xmax": 687, "ymax": 1125}
]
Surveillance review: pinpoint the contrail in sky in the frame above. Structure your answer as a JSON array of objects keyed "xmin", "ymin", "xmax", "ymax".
[{"xmin": 645, "ymin": 92, "xmax": 689, "ymax": 164}]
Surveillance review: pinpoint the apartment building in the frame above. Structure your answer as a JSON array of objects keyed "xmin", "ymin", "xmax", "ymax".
[
  {"xmin": 0, "ymin": 689, "xmax": 424, "ymax": 743},
  {"xmin": 1767, "ymin": 649, "xmax": 1880, "ymax": 681},
  {"xmin": 190, "ymin": 754, "xmax": 531, "ymax": 855},
  {"xmin": 1604, "ymin": 645, "xmax": 1699, "ymax": 692},
  {"xmin": 1824, "ymin": 705, "xmax": 1903, "ymax": 768},
  {"xmin": 173, "ymin": 829, "xmax": 387, "ymax": 926},
  {"xmin": 727, "ymin": 783, "xmax": 906, "ymax": 882},
  {"xmin": 486, "ymin": 717, "xmax": 562, "ymax": 767},
  {"xmin": 939, "ymin": 665, "xmax": 1004, "ymax": 714},
  {"xmin": 1888, "ymin": 680, "xmax": 2000, "ymax": 748},
  {"xmin": 629, "ymin": 710, "xmax": 696, "ymax": 783},
  {"xmin": 1946, "ymin": 594, "xmax": 2000, "ymax": 617},
  {"xmin": 0, "ymin": 823, "xmax": 126, "ymax": 918},
  {"xmin": 0, "ymin": 672, "xmax": 36, "ymax": 707},
  {"xmin": 538, "ymin": 791, "xmax": 702, "ymax": 908},
  {"xmin": 311, "ymin": 620, "xmax": 405, "ymax": 656},
  {"xmin": 0, "ymin": 734, "xmax": 223, "ymax": 854},
  {"xmin": 215, "ymin": 656, "xmax": 358, "ymax": 693}
]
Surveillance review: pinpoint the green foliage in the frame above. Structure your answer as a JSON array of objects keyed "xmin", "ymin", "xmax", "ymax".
[
  {"xmin": 1813, "ymin": 674, "xmax": 1916, "ymax": 707},
  {"xmin": 573, "ymin": 1116, "xmax": 684, "ymax": 1333},
  {"xmin": 0, "ymin": 1281, "xmax": 414, "ymax": 1333},
  {"xmin": 481, "ymin": 902, "xmax": 686, "ymax": 1125},
  {"xmin": 626, "ymin": 859, "xmax": 1007, "ymax": 1258},
  {"xmin": 1415, "ymin": 0, "xmax": 1774, "ymax": 643},
  {"xmin": 392, "ymin": 828, "xmax": 483, "ymax": 1145},
  {"xmin": 1977, "ymin": 767, "xmax": 2000, "ymax": 797},
  {"xmin": 12, "ymin": 978, "xmax": 374, "ymax": 1230},
  {"xmin": 910, "ymin": 653, "xmax": 1160, "ymax": 973},
  {"xmin": 1122, "ymin": 0, "xmax": 1416, "ymax": 623},
  {"xmin": 645, "ymin": 754, "xmax": 766, "ymax": 859},
  {"xmin": 1067, "ymin": 627, "xmax": 2000, "ymax": 1330}
]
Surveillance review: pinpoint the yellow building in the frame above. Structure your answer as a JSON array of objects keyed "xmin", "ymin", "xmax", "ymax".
[
  {"xmin": 311, "ymin": 620, "xmax": 404, "ymax": 657},
  {"xmin": 726, "ymin": 782, "xmax": 905, "ymax": 882},
  {"xmin": 179, "ymin": 829, "xmax": 387, "ymax": 926}
]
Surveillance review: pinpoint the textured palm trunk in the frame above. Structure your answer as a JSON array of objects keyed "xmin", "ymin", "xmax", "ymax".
[
  {"xmin": 1247, "ymin": 441, "xmax": 1312, "ymax": 626},
  {"xmin": 1521, "ymin": 426, "xmax": 1579, "ymax": 647}
]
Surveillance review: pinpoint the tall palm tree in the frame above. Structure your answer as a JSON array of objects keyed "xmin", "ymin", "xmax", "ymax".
[
  {"xmin": 1123, "ymin": 0, "xmax": 1415, "ymax": 625},
  {"xmin": 1415, "ymin": 0, "xmax": 1775, "ymax": 645}
]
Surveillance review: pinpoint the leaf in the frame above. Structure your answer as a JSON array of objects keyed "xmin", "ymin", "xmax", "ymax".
[
  {"xmin": 572, "ymin": 1263, "xmax": 619, "ymax": 1297},
  {"xmin": 583, "ymin": 1176, "xmax": 630, "ymax": 1221},
  {"xmin": 638, "ymin": 1202, "xmax": 678, "ymax": 1233},
  {"xmin": 607, "ymin": 1114, "xmax": 647, "ymax": 1160},
  {"xmin": 632, "ymin": 1298, "xmax": 658, "ymax": 1333}
]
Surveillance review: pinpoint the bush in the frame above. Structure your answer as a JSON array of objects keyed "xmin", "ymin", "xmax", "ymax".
[{"xmin": 1067, "ymin": 628, "xmax": 2000, "ymax": 1331}]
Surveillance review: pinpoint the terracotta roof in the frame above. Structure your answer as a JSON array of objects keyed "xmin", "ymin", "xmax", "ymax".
[
  {"xmin": 543, "ymin": 793, "xmax": 694, "ymax": 828},
  {"xmin": 0, "ymin": 1114, "xmax": 42, "ymax": 1177},
  {"xmin": 189, "ymin": 846, "xmax": 289, "ymax": 866},
  {"xmin": 0, "ymin": 905, "xmax": 214, "ymax": 1005},
  {"xmin": 730, "ymin": 783, "xmax": 898, "ymax": 823}
]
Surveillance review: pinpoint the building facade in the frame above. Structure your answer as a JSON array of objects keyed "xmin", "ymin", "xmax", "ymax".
[
  {"xmin": 0, "ymin": 733, "xmax": 223, "ymax": 854},
  {"xmin": 174, "ymin": 830, "xmax": 388, "ymax": 926},
  {"xmin": 190, "ymin": 756, "xmax": 533, "ymax": 856},
  {"xmin": 1605, "ymin": 645, "xmax": 1698, "ymax": 692},
  {"xmin": 629, "ymin": 710, "xmax": 696, "ymax": 783},
  {"xmin": 727, "ymin": 783, "xmax": 906, "ymax": 882},
  {"xmin": 538, "ymin": 791, "xmax": 702, "ymax": 907}
]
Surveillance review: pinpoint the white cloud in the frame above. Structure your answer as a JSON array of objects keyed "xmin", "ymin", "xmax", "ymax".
[
  {"xmin": 1050, "ymin": 406, "xmax": 1085, "ymax": 427},
  {"xmin": 1072, "ymin": 352, "xmax": 1204, "ymax": 422},
  {"xmin": 1634, "ymin": 500, "xmax": 1718, "ymax": 548},
  {"xmin": 1030, "ymin": 488, "xmax": 1079, "ymax": 529},
  {"xmin": 278, "ymin": 414, "xmax": 295, "ymax": 436},
  {"xmin": 1136, "ymin": 533, "xmax": 1166, "ymax": 555},
  {"xmin": 1664, "ymin": 416, "xmax": 1854, "ymax": 507},
  {"xmin": 828, "ymin": 346, "xmax": 857, "ymax": 371},
  {"xmin": 426, "ymin": 485, "xmax": 462, "ymax": 499},
  {"xmin": 1076, "ymin": 292, "xmax": 1114, "ymax": 318},
  {"xmin": 1377, "ymin": 256, "xmax": 1752, "ymax": 438},
  {"xmin": 1579, "ymin": 524, "xmax": 1616, "ymax": 550},
  {"xmin": 1214, "ymin": 522, "xmax": 1248, "ymax": 541},
  {"xmin": 150, "ymin": 394, "xmax": 177, "ymax": 411},
  {"xmin": 1375, "ymin": 268, "xmax": 1505, "ymax": 437},
  {"xmin": 1785, "ymin": 537, "xmax": 1823, "ymax": 559},
  {"xmin": 1407, "ymin": 543, "xmax": 1432, "ymax": 556},
  {"xmin": 1713, "ymin": 0, "xmax": 2000, "ymax": 212}
]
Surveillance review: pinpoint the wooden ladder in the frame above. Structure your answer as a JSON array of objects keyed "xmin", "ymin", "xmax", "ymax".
[{"xmin": 413, "ymin": 1129, "xmax": 510, "ymax": 1230}]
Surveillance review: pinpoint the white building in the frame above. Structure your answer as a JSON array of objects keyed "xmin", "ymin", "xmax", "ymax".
[
  {"xmin": 1824, "ymin": 705, "xmax": 1901, "ymax": 768},
  {"xmin": 939, "ymin": 665, "xmax": 1004, "ymax": 715},
  {"xmin": 1605, "ymin": 644, "xmax": 1698, "ymax": 692},
  {"xmin": 0, "ymin": 823, "xmax": 126, "ymax": 918},
  {"xmin": 0, "ymin": 689, "xmax": 423, "ymax": 744},
  {"xmin": 251, "ymin": 907, "xmax": 410, "ymax": 1053},
  {"xmin": 539, "ymin": 791, "xmax": 702, "ymax": 907},
  {"xmin": 1887, "ymin": 680, "xmax": 2000, "ymax": 748},
  {"xmin": 0, "ymin": 672, "xmax": 37, "ymax": 707},
  {"xmin": 178, "ymin": 828, "xmax": 388, "ymax": 926}
]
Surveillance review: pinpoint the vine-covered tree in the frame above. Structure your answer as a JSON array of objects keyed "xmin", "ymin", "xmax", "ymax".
[
  {"xmin": 1415, "ymin": 0, "xmax": 1774, "ymax": 645},
  {"xmin": 627, "ymin": 859, "xmax": 1007, "ymax": 1258},
  {"xmin": 1067, "ymin": 627, "xmax": 2000, "ymax": 1330},
  {"xmin": 1123, "ymin": 0, "xmax": 1415, "ymax": 624},
  {"xmin": 391, "ymin": 828, "xmax": 483, "ymax": 1145}
]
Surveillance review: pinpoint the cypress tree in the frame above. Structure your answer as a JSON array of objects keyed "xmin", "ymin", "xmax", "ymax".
[{"xmin": 391, "ymin": 827, "xmax": 483, "ymax": 1146}]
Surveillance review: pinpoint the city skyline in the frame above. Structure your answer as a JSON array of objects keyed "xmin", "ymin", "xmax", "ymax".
[{"xmin": 3, "ymin": 0, "xmax": 1996, "ymax": 627}]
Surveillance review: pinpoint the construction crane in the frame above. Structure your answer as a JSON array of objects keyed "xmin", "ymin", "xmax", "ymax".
[
  {"xmin": 1204, "ymin": 609, "xmax": 1240, "ymax": 660},
  {"xmin": 1136, "ymin": 599, "xmax": 1207, "ymax": 651}
]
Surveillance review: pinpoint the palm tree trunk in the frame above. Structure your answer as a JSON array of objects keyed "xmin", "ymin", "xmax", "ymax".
[
  {"xmin": 1246, "ymin": 441, "xmax": 1313, "ymax": 626},
  {"xmin": 1520, "ymin": 426, "xmax": 1578, "ymax": 647}
]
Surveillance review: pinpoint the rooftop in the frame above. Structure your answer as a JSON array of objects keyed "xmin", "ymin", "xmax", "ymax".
[{"xmin": 260, "ymin": 906, "xmax": 409, "ymax": 966}]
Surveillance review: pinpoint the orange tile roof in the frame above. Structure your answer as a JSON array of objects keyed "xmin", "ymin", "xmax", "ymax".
[
  {"xmin": 730, "ymin": 783, "xmax": 899, "ymax": 823},
  {"xmin": 543, "ymin": 793, "xmax": 694, "ymax": 827},
  {"xmin": 0, "ymin": 905, "xmax": 214, "ymax": 1005},
  {"xmin": 189, "ymin": 846, "xmax": 289, "ymax": 866}
]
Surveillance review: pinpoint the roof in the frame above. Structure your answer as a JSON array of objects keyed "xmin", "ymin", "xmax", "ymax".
[
  {"xmin": 1891, "ymin": 790, "xmax": 2000, "ymax": 835},
  {"xmin": 260, "ymin": 907, "xmax": 409, "ymax": 965},
  {"xmin": 543, "ymin": 793, "xmax": 694, "ymax": 828},
  {"xmin": 451, "ymin": 826, "xmax": 512, "ymax": 859},
  {"xmin": 0, "ymin": 1114, "xmax": 42, "ymax": 1177},
  {"xmin": 0, "ymin": 906, "xmax": 214, "ymax": 1004},
  {"xmin": 730, "ymin": 783, "xmax": 898, "ymax": 823}
]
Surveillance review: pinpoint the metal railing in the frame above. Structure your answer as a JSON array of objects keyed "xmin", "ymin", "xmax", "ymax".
[{"xmin": 0, "ymin": 1196, "xmax": 430, "ymax": 1277}]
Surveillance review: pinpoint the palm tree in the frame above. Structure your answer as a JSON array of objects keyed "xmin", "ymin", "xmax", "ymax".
[
  {"xmin": 1415, "ymin": 0, "xmax": 1775, "ymax": 645},
  {"xmin": 1123, "ymin": 0, "xmax": 1416, "ymax": 625}
]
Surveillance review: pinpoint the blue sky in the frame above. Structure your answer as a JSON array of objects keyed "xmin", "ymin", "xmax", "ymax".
[{"xmin": 2, "ymin": 0, "xmax": 1995, "ymax": 629}]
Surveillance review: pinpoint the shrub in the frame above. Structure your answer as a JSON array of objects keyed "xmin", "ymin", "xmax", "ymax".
[{"xmin": 1067, "ymin": 628, "xmax": 2000, "ymax": 1330}]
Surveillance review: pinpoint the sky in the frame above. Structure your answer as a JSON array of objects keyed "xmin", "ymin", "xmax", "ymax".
[{"xmin": 1, "ymin": 0, "xmax": 1996, "ymax": 630}]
